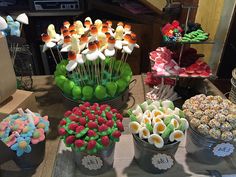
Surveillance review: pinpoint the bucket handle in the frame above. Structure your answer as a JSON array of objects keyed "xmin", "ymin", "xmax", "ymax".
[{"xmin": 129, "ymin": 79, "xmax": 137, "ymax": 91}]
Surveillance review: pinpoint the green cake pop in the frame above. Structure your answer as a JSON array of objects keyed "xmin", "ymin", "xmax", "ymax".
[
  {"xmin": 63, "ymin": 80, "xmax": 75, "ymax": 96},
  {"xmin": 82, "ymin": 86, "xmax": 94, "ymax": 100},
  {"xmin": 94, "ymin": 85, "xmax": 107, "ymax": 100},
  {"xmin": 56, "ymin": 64, "xmax": 66, "ymax": 76},
  {"xmin": 55, "ymin": 75, "xmax": 67, "ymax": 89},
  {"xmin": 116, "ymin": 79, "xmax": 126, "ymax": 93},
  {"xmin": 72, "ymin": 86, "xmax": 82, "ymax": 99},
  {"xmin": 105, "ymin": 82, "xmax": 117, "ymax": 97}
]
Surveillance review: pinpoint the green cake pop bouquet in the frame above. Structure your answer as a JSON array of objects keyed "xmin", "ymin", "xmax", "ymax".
[{"xmin": 41, "ymin": 18, "xmax": 139, "ymax": 102}]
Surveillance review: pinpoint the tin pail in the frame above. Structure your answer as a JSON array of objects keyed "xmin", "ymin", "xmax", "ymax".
[
  {"xmin": 186, "ymin": 126, "xmax": 235, "ymax": 164},
  {"xmin": 133, "ymin": 134, "xmax": 180, "ymax": 174},
  {"xmin": 73, "ymin": 143, "xmax": 115, "ymax": 175}
]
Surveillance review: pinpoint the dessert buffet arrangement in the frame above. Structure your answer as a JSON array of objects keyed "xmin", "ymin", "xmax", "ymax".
[
  {"xmin": 1, "ymin": 14, "xmax": 235, "ymax": 176},
  {"xmin": 41, "ymin": 17, "xmax": 137, "ymax": 102}
]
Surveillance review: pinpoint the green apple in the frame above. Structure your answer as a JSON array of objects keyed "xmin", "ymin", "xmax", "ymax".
[
  {"xmin": 72, "ymin": 86, "xmax": 82, "ymax": 99},
  {"xmin": 116, "ymin": 79, "xmax": 127, "ymax": 93},
  {"xmin": 63, "ymin": 80, "xmax": 75, "ymax": 96},
  {"xmin": 94, "ymin": 85, "xmax": 107, "ymax": 100},
  {"xmin": 55, "ymin": 75, "xmax": 67, "ymax": 89},
  {"xmin": 60, "ymin": 59, "xmax": 68, "ymax": 65},
  {"xmin": 82, "ymin": 86, "xmax": 94, "ymax": 100},
  {"xmin": 105, "ymin": 82, "xmax": 117, "ymax": 97}
]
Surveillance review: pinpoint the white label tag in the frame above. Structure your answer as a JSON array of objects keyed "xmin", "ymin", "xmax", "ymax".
[
  {"xmin": 81, "ymin": 155, "xmax": 103, "ymax": 170},
  {"xmin": 213, "ymin": 143, "xmax": 234, "ymax": 157},
  {"xmin": 152, "ymin": 153, "xmax": 174, "ymax": 170}
]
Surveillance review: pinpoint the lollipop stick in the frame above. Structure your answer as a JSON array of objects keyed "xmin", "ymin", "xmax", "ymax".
[
  {"xmin": 117, "ymin": 52, "xmax": 125, "ymax": 75},
  {"xmin": 49, "ymin": 48, "xmax": 58, "ymax": 65},
  {"xmin": 120, "ymin": 53, "xmax": 129, "ymax": 75},
  {"xmin": 56, "ymin": 47, "xmax": 62, "ymax": 61}
]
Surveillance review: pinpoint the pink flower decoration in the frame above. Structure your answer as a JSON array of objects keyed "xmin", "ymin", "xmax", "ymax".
[{"xmin": 31, "ymin": 128, "xmax": 45, "ymax": 144}]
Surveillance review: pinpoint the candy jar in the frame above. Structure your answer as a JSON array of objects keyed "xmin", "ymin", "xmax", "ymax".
[
  {"xmin": 58, "ymin": 102, "xmax": 124, "ymax": 175},
  {"xmin": 128, "ymin": 100, "xmax": 188, "ymax": 174}
]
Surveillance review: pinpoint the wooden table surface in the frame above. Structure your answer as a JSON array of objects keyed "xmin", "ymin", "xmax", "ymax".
[{"xmin": 0, "ymin": 75, "xmax": 145, "ymax": 177}]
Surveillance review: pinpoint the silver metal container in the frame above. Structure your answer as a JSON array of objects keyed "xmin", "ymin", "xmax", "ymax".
[
  {"xmin": 73, "ymin": 143, "xmax": 115, "ymax": 175},
  {"xmin": 186, "ymin": 126, "xmax": 235, "ymax": 164},
  {"xmin": 133, "ymin": 134, "xmax": 180, "ymax": 174}
]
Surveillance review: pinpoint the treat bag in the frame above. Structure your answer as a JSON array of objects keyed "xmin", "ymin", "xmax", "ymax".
[
  {"xmin": 0, "ymin": 34, "xmax": 16, "ymax": 103},
  {"xmin": 0, "ymin": 141, "xmax": 15, "ymax": 164}
]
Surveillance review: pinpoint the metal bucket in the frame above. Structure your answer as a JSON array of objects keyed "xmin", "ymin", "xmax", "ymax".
[
  {"xmin": 13, "ymin": 140, "xmax": 46, "ymax": 169},
  {"xmin": 73, "ymin": 143, "xmax": 115, "ymax": 175},
  {"xmin": 186, "ymin": 126, "xmax": 235, "ymax": 164},
  {"xmin": 133, "ymin": 134, "xmax": 180, "ymax": 174},
  {"xmin": 0, "ymin": 141, "xmax": 16, "ymax": 165}
]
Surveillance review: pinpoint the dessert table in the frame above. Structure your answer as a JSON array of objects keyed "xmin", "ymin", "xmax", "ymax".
[{"xmin": 0, "ymin": 75, "xmax": 235, "ymax": 177}]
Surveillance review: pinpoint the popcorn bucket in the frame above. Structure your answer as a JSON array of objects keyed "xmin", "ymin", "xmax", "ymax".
[
  {"xmin": 186, "ymin": 126, "xmax": 236, "ymax": 164},
  {"xmin": 133, "ymin": 134, "xmax": 180, "ymax": 174},
  {"xmin": 13, "ymin": 140, "xmax": 46, "ymax": 169},
  {"xmin": 73, "ymin": 143, "xmax": 115, "ymax": 175}
]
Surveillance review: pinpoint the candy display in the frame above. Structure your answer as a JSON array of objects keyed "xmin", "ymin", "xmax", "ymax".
[
  {"xmin": 0, "ymin": 108, "xmax": 49, "ymax": 157},
  {"xmin": 144, "ymin": 72, "xmax": 175, "ymax": 87},
  {"xmin": 181, "ymin": 29, "xmax": 209, "ymax": 43},
  {"xmin": 128, "ymin": 100, "xmax": 188, "ymax": 148},
  {"xmin": 150, "ymin": 47, "xmax": 212, "ymax": 78},
  {"xmin": 161, "ymin": 20, "xmax": 183, "ymax": 42},
  {"xmin": 150, "ymin": 47, "xmax": 180, "ymax": 76},
  {"xmin": 183, "ymin": 94, "xmax": 236, "ymax": 141},
  {"xmin": 162, "ymin": 20, "xmax": 209, "ymax": 43},
  {"xmin": 42, "ymin": 18, "xmax": 138, "ymax": 102},
  {"xmin": 58, "ymin": 102, "xmax": 124, "ymax": 154}
]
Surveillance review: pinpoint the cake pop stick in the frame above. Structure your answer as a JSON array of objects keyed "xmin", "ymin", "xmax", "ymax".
[{"xmin": 49, "ymin": 48, "xmax": 58, "ymax": 65}]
